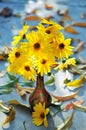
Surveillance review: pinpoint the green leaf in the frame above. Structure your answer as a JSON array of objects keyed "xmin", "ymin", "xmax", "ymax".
[
  {"xmin": 0, "ymin": 88, "xmax": 12, "ymax": 94},
  {"xmin": 0, "ymin": 78, "xmax": 19, "ymax": 89},
  {"xmin": 55, "ymin": 111, "xmax": 74, "ymax": 130},
  {"xmin": 45, "ymin": 77, "xmax": 55, "ymax": 85},
  {"xmin": 23, "ymin": 121, "xmax": 27, "ymax": 130},
  {"xmin": 7, "ymin": 72, "xmax": 18, "ymax": 80},
  {"xmin": 20, "ymin": 81, "xmax": 34, "ymax": 87}
]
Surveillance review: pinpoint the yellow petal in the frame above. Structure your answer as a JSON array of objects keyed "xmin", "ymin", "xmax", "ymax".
[{"xmin": 44, "ymin": 117, "xmax": 48, "ymax": 127}]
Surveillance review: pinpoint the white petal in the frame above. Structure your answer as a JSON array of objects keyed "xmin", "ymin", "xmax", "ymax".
[{"xmin": 54, "ymin": 70, "xmax": 73, "ymax": 96}]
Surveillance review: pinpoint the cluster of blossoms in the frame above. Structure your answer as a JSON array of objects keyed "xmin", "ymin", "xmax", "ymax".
[{"xmin": 7, "ymin": 19, "xmax": 76, "ymax": 81}]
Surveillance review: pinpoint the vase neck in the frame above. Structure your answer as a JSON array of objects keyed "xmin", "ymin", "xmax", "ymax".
[{"xmin": 36, "ymin": 74, "xmax": 44, "ymax": 88}]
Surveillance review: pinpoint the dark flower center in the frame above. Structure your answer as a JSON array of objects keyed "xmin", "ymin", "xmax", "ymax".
[
  {"xmin": 22, "ymin": 34, "xmax": 26, "ymax": 39},
  {"xmin": 41, "ymin": 59, "xmax": 46, "ymax": 64},
  {"xmin": 34, "ymin": 43, "xmax": 40, "ymax": 50},
  {"xmin": 40, "ymin": 113, "xmax": 45, "ymax": 119},
  {"xmin": 46, "ymin": 30, "xmax": 51, "ymax": 34},
  {"xmin": 25, "ymin": 66, "xmax": 30, "ymax": 71},
  {"xmin": 15, "ymin": 52, "xmax": 20, "ymax": 58},
  {"xmin": 59, "ymin": 43, "xmax": 65, "ymax": 49}
]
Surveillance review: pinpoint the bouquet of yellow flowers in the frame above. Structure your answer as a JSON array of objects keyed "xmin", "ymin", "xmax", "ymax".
[{"xmin": 7, "ymin": 19, "xmax": 76, "ymax": 127}]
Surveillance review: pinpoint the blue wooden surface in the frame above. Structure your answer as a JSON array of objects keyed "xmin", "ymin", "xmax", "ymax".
[{"xmin": 0, "ymin": 0, "xmax": 86, "ymax": 130}]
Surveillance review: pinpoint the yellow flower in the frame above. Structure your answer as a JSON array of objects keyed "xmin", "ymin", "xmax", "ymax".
[
  {"xmin": 37, "ymin": 19, "xmax": 63, "ymax": 42},
  {"xmin": 57, "ymin": 58, "xmax": 76, "ymax": 70},
  {"xmin": 53, "ymin": 33, "xmax": 73, "ymax": 59},
  {"xmin": 26, "ymin": 31, "xmax": 52, "ymax": 58},
  {"xmin": 8, "ymin": 46, "xmax": 28, "ymax": 63},
  {"xmin": 32, "ymin": 103, "xmax": 49, "ymax": 127},
  {"xmin": 40, "ymin": 19, "xmax": 63, "ymax": 31},
  {"xmin": 35, "ymin": 54, "xmax": 56, "ymax": 76},
  {"xmin": 12, "ymin": 24, "xmax": 29, "ymax": 45},
  {"xmin": 18, "ymin": 60, "xmax": 36, "ymax": 81}
]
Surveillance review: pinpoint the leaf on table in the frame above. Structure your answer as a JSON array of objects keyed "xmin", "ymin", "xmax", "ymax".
[
  {"xmin": 0, "ymin": 45, "xmax": 11, "ymax": 60},
  {"xmin": 65, "ymin": 74, "xmax": 85, "ymax": 89},
  {"xmin": 68, "ymin": 66, "xmax": 84, "ymax": 75},
  {"xmin": 24, "ymin": 15, "xmax": 41, "ymax": 21},
  {"xmin": 63, "ymin": 100, "xmax": 84, "ymax": 110},
  {"xmin": 76, "ymin": 64, "xmax": 86, "ymax": 70},
  {"xmin": 45, "ymin": 4, "xmax": 53, "ymax": 10},
  {"xmin": 78, "ymin": 56, "xmax": 86, "ymax": 64},
  {"xmin": 72, "ymin": 22, "xmax": 86, "ymax": 27},
  {"xmin": 0, "ymin": 70, "xmax": 6, "ymax": 78},
  {"xmin": 0, "ymin": 88, "xmax": 12, "ymax": 94},
  {"xmin": 45, "ymin": 15, "xmax": 54, "ymax": 21},
  {"xmin": 60, "ymin": 15, "xmax": 73, "ymax": 22},
  {"xmin": 64, "ymin": 26, "xmax": 79, "ymax": 34},
  {"xmin": 51, "ymin": 96, "xmax": 62, "ymax": 106},
  {"xmin": 13, "ymin": 13, "xmax": 22, "ymax": 17},
  {"xmin": 74, "ymin": 41, "xmax": 85, "ymax": 53},
  {"xmin": 8, "ymin": 99, "xmax": 30, "ymax": 108},
  {"xmin": 44, "ymin": 77, "xmax": 55, "ymax": 85},
  {"xmin": 0, "ymin": 79, "xmax": 19, "ymax": 89},
  {"xmin": 81, "ymin": 12, "xmax": 86, "ymax": 19},
  {"xmin": 30, "ymin": 26, "xmax": 37, "ymax": 31},
  {"xmin": 31, "ymin": 9, "xmax": 38, "ymax": 14},
  {"xmin": 0, "ymin": 55, "xmax": 6, "ymax": 60},
  {"xmin": 52, "ymin": 89, "xmax": 80, "ymax": 101},
  {"xmin": 0, "ymin": 7, "xmax": 13, "ymax": 17},
  {"xmin": 72, "ymin": 102, "xmax": 86, "ymax": 112},
  {"xmin": 2, "ymin": 106, "xmax": 15, "ymax": 126},
  {"xmin": 55, "ymin": 111, "xmax": 74, "ymax": 130},
  {"xmin": 16, "ymin": 83, "xmax": 34, "ymax": 96},
  {"xmin": 0, "ymin": 101, "xmax": 10, "ymax": 113}
]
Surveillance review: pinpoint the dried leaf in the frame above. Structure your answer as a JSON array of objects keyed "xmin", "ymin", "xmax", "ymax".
[
  {"xmin": 63, "ymin": 100, "xmax": 84, "ymax": 110},
  {"xmin": 2, "ymin": 106, "xmax": 15, "ymax": 126},
  {"xmin": 16, "ymin": 83, "xmax": 34, "ymax": 96},
  {"xmin": 24, "ymin": 16, "xmax": 41, "ymax": 21},
  {"xmin": 72, "ymin": 102, "xmax": 86, "ymax": 112},
  {"xmin": 78, "ymin": 56, "xmax": 86, "ymax": 64},
  {"xmin": 69, "ymin": 66, "xmax": 83, "ymax": 75},
  {"xmin": 0, "ymin": 46, "xmax": 11, "ymax": 60},
  {"xmin": 77, "ymin": 64, "xmax": 86, "ymax": 69},
  {"xmin": 45, "ymin": 4, "xmax": 53, "ymax": 10},
  {"xmin": 8, "ymin": 99, "xmax": 30, "ymax": 108},
  {"xmin": 73, "ymin": 22, "xmax": 86, "ymax": 27},
  {"xmin": 55, "ymin": 112, "xmax": 74, "ymax": 130},
  {"xmin": 57, "ymin": 7, "xmax": 68, "ymax": 16},
  {"xmin": 51, "ymin": 96, "xmax": 62, "ymax": 106},
  {"xmin": 81, "ymin": 13, "xmax": 86, "ymax": 19},
  {"xmin": 45, "ymin": 16, "xmax": 53, "ymax": 20},
  {"xmin": 64, "ymin": 26, "xmax": 79, "ymax": 34},
  {"xmin": 52, "ymin": 89, "xmax": 80, "ymax": 101},
  {"xmin": 0, "ymin": 101, "xmax": 10, "ymax": 113},
  {"xmin": 0, "ymin": 7, "xmax": 13, "ymax": 17},
  {"xmin": 30, "ymin": 9, "xmax": 38, "ymax": 14},
  {"xmin": 0, "ymin": 55, "xmax": 6, "ymax": 60},
  {"xmin": 60, "ymin": 15, "xmax": 73, "ymax": 22},
  {"xmin": 0, "ymin": 70, "xmax": 6, "ymax": 78},
  {"xmin": 74, "ymin": 41, "xmax": 85, "ymax": 53},
  {"xmin": 65, "ymin": 74, "xmax": 85, "ymax": 89},
  {"xmin": 30, "ymin": 26, "xmax": 37, "ymax": 31}
]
